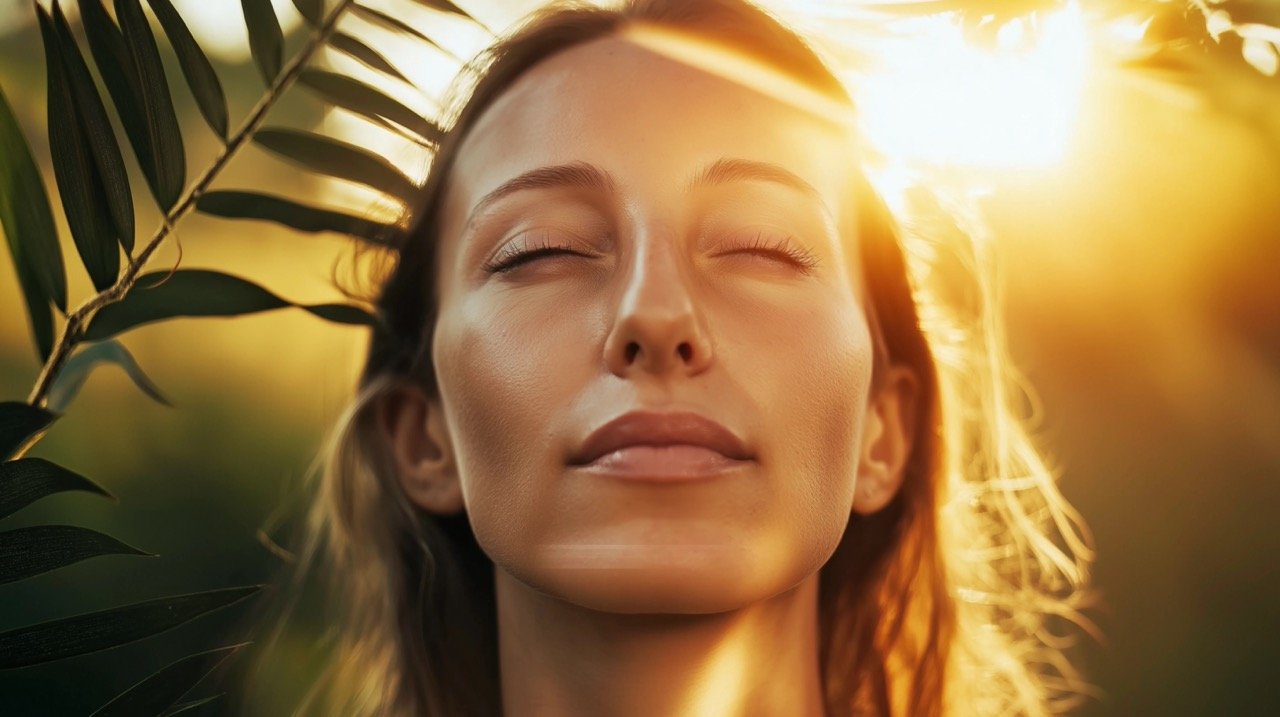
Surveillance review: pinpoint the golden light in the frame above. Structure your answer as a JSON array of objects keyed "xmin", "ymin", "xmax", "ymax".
[{"xmin": 850, "ymin": 3, "xmax": 1091, "ymax": 168}]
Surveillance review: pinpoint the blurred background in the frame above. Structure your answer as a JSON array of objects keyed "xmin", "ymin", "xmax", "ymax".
[{"xmin": 0, "ymin": 0, "xmax": 1277, "ymax": 715}]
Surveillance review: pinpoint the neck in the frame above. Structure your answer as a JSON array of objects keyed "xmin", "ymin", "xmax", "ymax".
[{"xmin": 495, "ymin": 569, "xmax": 827, "ymax": 717}]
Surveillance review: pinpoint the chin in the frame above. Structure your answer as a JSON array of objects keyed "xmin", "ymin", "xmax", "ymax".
[{"xmin": 519, "ymin": 542, "xmax": 814, "ymax": 615}]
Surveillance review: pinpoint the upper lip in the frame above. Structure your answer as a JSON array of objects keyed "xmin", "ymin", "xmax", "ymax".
[{"xmin": 568, "ymin": 410, "xmax": 754, "ymax": 466}]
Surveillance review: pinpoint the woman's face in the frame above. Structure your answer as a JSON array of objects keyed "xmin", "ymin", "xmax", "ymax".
[{"xmin": 429, "ymin": 35, "xmax": 876, "ymax": 613}]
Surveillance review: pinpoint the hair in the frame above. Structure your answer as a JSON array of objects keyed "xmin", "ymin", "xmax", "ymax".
[{"xmin": 241, "ymin": 1, "xmax": 1097, "ymax": 715}]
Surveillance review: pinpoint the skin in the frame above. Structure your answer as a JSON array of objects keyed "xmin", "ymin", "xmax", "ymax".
[{"xmin": 384, "ymin": 34, "xmax": 916, "ymax": 717}]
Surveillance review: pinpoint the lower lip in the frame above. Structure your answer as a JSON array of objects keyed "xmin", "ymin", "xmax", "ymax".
[{"xmin": 572, "ymin": 445, "xmax": 752, "ymax": 482}]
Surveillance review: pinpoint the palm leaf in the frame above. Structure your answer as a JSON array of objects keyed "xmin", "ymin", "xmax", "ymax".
[
  {"xmin": 349, "ymin": 4, "xmax": 460, "ymax": 61},
  {"xmin": 160, "ymin": 693, "xmax": 224, "ymax": 716},
  {"xmin": 83, "ymin": 269, "xmax": 376, "ymax": 341},
  {"xmin": 241, "ymin": 0, "xmax": 285, "ymax": 85},
  {"xmin": 147, "ymin": 0, "xmax": 229, "ymax": 140},
  {"xmin": 0, "ymin": 402, "xmax": 57, "ymax": 462},
  {"xmin": 253, "ymin": 127, "xmax": 419, "ymax": 203},
  {"xmin": 197, "ymin": 190, "xmax": 399, "ymax": 243},
  {"xmin": 0, "ymin": 83, "xmax": 64, "ymax": 360},
  {"xmin": 115, "ymin": 0, "xmax": 186, "ymax": 209},
  {"xmin": 0, "ymin": 458, "xmax": 114, "ymax": 521},
  {"xmin": 80, "ymin": 0, "xmax": 161, "ymax": 202},
  {"xmin": 0, "ymin": 585, "xmax": 260, "ymax": 669},
  {"xmin": 298, "ymin": 69, "xmax": 442, "ymax": 144},
  {"xmin": 51, "ymin": 2, "xmax": 135, "ymax": 254},
  {"xmin": 0, "ymin": 525, "xmax": 152, "ymax": 585},
  {"xmin": 409, "ymin": 0, "xmax": 470, "ymax": 18},
  {"xmin": 90, "ymin": 644, "xmax": 243, "ymax": 717},
  {"xmin": 291, "ymin": 0, "xmax": 324, "ymax": 26},
  {"xmin": 329, "ymin": 32, "xmax": 411, "ymax": 83},
  {"xmin": 47, "ymin": 339, "xmax": 173, "ymax": 413},
  {"xmin": 38, "ymin": 5, "xmax": 120, "ymax": 292}
]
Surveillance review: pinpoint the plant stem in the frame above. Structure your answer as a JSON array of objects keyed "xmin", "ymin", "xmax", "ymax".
[{"xmin": 25, "ymin": 0, "xmax": 355, "ymax": 410}]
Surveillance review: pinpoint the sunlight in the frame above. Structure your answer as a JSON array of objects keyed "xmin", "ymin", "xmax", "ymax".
[
  {"xmin": 172, "ymin": 0, "xmax": 303, "ymax": 62},
  {"xmin": 851, "ymin": 3, "xmax": 1090, "ymax": 168}
]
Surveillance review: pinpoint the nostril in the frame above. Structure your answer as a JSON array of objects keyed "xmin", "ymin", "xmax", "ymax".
[
  {"xmin": 677, "ymin": 342, "xmax": 693, "ymax": 362},
  {"xmin": 625, "ymin": 342, "xmax": 640, "ymax": 363}
]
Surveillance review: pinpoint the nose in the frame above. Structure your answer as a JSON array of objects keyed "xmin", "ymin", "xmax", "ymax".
[{"xmin": 603, "ymin": 229, "xmax": 714, "ymax": 379}]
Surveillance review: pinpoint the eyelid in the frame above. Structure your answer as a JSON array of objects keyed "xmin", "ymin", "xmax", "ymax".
[
  {"xmin": 481, "ymin": 228, "xmax": 597, "ymax": 273},
  {"xmin": 712, "ymin": 230, "xmax": 821, "ymax": 272}
]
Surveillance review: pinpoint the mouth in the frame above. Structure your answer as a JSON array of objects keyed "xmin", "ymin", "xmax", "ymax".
[{"xmin": 568, "ymin": 409, "xmax": 755, "ymax": 481}]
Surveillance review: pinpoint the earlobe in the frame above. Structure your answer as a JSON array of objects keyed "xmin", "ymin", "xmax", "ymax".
[
  {"xmin": 378, "ymin": 383, "xmax": 465, "ymax": 515},
  {"xmin": 853, "ymin": 365, "xmax": 919, "ymax": 516}
]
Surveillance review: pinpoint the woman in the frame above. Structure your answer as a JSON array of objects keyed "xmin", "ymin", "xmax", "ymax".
[{"xmin": 266, "ymin": 1, "xmax": 1094, "ymax": 715}]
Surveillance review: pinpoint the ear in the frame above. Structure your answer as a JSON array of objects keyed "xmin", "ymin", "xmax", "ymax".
[
  {"xmin": 377, "ymin": 383, "xmax": 465, "ymax": 516},
  {"xmin": 852, "ymin": 365, "xmax": 919, "ymax": 516}
]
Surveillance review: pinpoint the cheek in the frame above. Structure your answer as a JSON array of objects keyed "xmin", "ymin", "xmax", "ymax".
[
  {"xmin": 732, "ymin": 287, "xmax": 873, "ymax": 524},
  {"xmin": 431, "ymin": 290, "xmax": 590, "ymax": 559}
]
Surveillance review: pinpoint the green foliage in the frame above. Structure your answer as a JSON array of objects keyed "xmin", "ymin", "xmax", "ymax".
[
  {"xmin": 0, "ymin": 402, "xmax": 57, "ymax": 461},
  {"xmin": 0, "ymin": 586, "xmax": 261, "ymax": 669},
  {"xmin": 0, "ymin": 84, "xmax": 64, "ymax": 361},
  {"xmin": 89, "ymin": 644, "xmax": 244, "ymax": 716},
  {"xmin": 0, "ymin": 458, "xmax": 113, "ymax": 520},
  {"xmin": 198, "ymin": 190, "xmax": 399, "ymax": 243},
  {"xmin": 39, "ymin": 4, "xmax": 122, "ymax": 291},
  {"xmin": 253, "ymin": 126, "xmax": 420, "ymax": 203},
  {"xmin": 148, "ymin": 0, "xmax": 230, "ymax": 140},
  {"xmin": 0, "ymin": 0, "xmax": 492, "ymax": 708},
  {"xmin": 83, "ymin": 268, "xmax": 377, "ymax": 341},
  {"xmin": 48, "ymin": 339, "xmax": 172, "ymax": 413},
  {"xmin": 241, "ymin": 0, "xmax": 286, "ymax": 85},
  {"xmin": 0, "ymin": 525, "xmax": 152, "ymax": 585}
]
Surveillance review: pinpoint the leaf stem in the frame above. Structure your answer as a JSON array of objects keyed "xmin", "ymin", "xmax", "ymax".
[{"xmin": 25, "ymin": 0, "xmax": 356, "ymax": 409}]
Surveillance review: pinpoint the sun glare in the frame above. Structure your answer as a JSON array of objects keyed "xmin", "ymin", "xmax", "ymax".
[{"xmin": 850, "ymin": 3, "xmax": 1091, "ymax": 168}]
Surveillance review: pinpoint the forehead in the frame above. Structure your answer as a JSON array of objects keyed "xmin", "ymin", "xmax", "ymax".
[{"xmin": 443, "ymin": 35, "xmax": 859, "ymax": 229}]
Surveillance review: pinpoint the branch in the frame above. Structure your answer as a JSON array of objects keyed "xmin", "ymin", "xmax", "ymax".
[{"xmin": 25, "ymin": 0, "xmax": 356, "ymax": 410}]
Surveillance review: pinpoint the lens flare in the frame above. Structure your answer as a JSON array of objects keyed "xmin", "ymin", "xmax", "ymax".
[{"xmin": 851, "ymin": 3, "xmax": 1090, "ymax": 168}]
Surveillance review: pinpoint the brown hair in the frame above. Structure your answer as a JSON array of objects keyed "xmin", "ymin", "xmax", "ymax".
[{"xmin": 247, "ymin": 2, "xmax": 1095, "ymax": 715}]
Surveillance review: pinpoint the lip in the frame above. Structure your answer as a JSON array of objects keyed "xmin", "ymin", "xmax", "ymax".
[{"xmin": 568, "ymin": 410, "xmax": 755, "ymax": 481}]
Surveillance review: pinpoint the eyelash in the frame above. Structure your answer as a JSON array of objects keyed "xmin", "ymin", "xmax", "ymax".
[
  {"xmin": 481, "ymin": 231, "xmax": 820, "ymax": 274},
  {"xmin": 732, "ymin": 231, "xmax": 820, "ymax": 272},
  {"xmin": 482, "ymin": 233, "xmax": 583, "ymax": 274}
]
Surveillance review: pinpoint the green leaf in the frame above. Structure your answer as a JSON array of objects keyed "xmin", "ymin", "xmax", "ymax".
[
  {"xmin": 0, "ymin": 525, "xmax": 152, "ymax": 586},
  {"xmin": 147, "ymin": 0, "xmax": 229, "ymax": 140},
  {"xmin": 0, "ymin": 586, "xmax": 261, "ymax": 669},
  {"xmin": 0, "ymin": 83, "xmax": 63, "ymax": 361},
  {"xmin": 160, "ymin": 693, "xmax": 224, "ymax": 716},
  {"xmin": 0, "ymin": 402, "xmax": 57, "ymax": 462},
  {"xmin": 299, "ymin": 69, "xmax": 442, "ymax": 144},
  {"xmin": 83, "ymin": 269, "xmax": 377, "ymax": 341},
  {"xmin": 409, "ymin": 0, "xmax": 469, "ymax": 17},
  {"xmin": 197, "ymin": 190, "xmax": 398, "ymax": 243},
  {"xmin": 39, "ymin": 5, "xmax": 121, "ymax": 293},
  {"xmin": 0, "ymin": 458, "xmax": 113, "ymax": 521},
  {"xmin": 115, "ymin": 0, "xmax": 187, "ymax": 209},
  {"xmin": 47, "ymin": 339, "xmax": 172, "ymax": 413},
  {"xmin": 291, "ymin": 0, "xmax": 323, "ymax": 26},
  {"xmin": 349, "ymin": 5, "xmax": 459, "ymax": 61},
  {"xmin": 329, "ymin": 32, "xmax": 410, "ymax": 83},
  {"xmin": 241, "ymin": 0, "xmax": 284, "ymax": 85},
  {"xmin": 91, "ymin": 644, "xmax": 243, "ymax": 717},
  {"xmin": 52, "ymin": 3, "xmax": 135, "ymax": 254},
  {"xmin": 253, "ymin": 127, "xmax": 418, "ymax": 203},
  {"xmin": 80, "ymin": 0, "xmax": 156, "ymax": 194}
]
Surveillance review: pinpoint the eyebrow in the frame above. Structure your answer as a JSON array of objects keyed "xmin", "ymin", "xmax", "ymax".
[
  {"xmin": 686, "ymin": 157, "xmax": 822, "ymax": 200},
  {"xmin": 465, "ymin": 162, "xmax": 614, "ymax": 231},
  {"xmin": 463, "ymin": 157, "xmax": 826, "ymax": 233}
]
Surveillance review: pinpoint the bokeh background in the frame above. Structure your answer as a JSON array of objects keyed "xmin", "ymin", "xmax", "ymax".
[{"xmin": 1, "ymin": 0, "xmax": 1278, "ymax": 715}]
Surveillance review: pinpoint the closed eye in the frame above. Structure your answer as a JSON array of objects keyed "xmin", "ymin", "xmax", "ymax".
[
  {"xmin": 482, "ymin": 233, "xmax": 595, "ymax": 274},
  {"xmin": 718, "ymin": 232, "xmax": 820, "ymax": 272}
]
